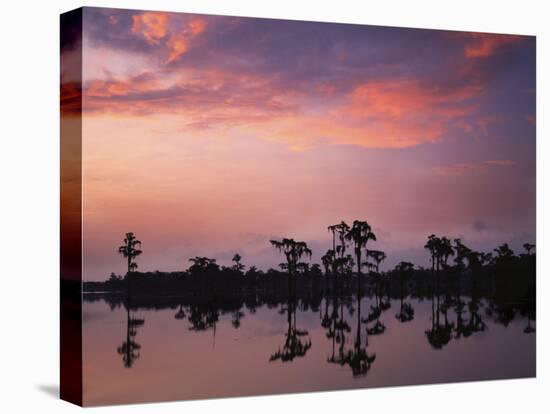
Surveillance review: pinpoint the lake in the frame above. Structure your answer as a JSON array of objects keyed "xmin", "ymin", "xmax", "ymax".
[{"xmin": 82, "ymin": 294, "xmax": 535, "ymax": 406}]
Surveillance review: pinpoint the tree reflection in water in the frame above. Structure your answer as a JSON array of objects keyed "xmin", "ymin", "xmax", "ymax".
[
  {"xmin": 117, "ymin": 299, "xmax": 144, "ymax": 368},
  {"xmin": 270, "ymin": 294, "xmax": 312, "ymax": 362},
  {"xmin": 101, "ymin": 286, "xmax": 533, "ymax": 373}
]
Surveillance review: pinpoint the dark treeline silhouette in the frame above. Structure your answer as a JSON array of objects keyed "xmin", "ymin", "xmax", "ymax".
[
  {"xmin": 83, "ymin": 224, "xmax": 535, "ymax": 370},
  {"xmin": 85, "ymin": 225, "xmax": 535, "ymax": 312}
]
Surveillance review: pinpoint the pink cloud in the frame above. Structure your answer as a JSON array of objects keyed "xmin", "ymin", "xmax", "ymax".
[
  {"xmin": 81, "ymin": 71, "xmax": 486, "ymax": 150},
  {"xmin": 271, "ymin": 78, "xmax": 482, "ymax": 150}
]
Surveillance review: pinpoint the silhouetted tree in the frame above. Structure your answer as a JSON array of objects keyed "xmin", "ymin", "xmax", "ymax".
[
  {"xmin": 322, "ymin": 249, "xmax": 335, "ymax": 276},
  {"xmin": 453, "ymin": 238, "xmax": 471, "ymax": 269},
  {"xmin": 188, "ymin": 257, "xmax": 219, "ymax": 275},
  {"xmin": 328, "ymin": 221, "xmax": 350, "ymax": 259},
  {"xmin": 345, "ymin": 220, "xmax": 376, "ymax": 278},
  {"xmin": 439, "ymin": 237, "xmax": 454, "ymax": 268},
  {"xmin": 367, "ymin": 250, "xmax": 386, "ymax": 274},
  {"xmin": 232, "ymin": 253, "xmax": 245, "ymax": 272},
  {"xmin": 523, "ymin": 243, "xmax": 535, "ymax": 256},
  {"xmin": 424, "ymin": 235, "xmax": 455, "ymax": 301},
  {"xmin": 425, "ymin": 234, "xmax": 438, "ymax": 274},
  {"xmin": 246, "ymin": 265, "xmax": 260, "ymax": 277},
  {"xmin": 108, "ymin": 272, "xmax": 122, "ymax": 282},
  {"xmin": 367, "ymin": 249, "xmax": 387, "ymax": 308},
  {"xmin": 270, "ymin": 238, "xmax": 312, "ymax": 291},
  {"xmin": 118, "ymin": 232, "xmax": 142, "ymax": 275},
  {"xmin": 494, "ymin": 243, "xmax": 514, "ymax": 261}
]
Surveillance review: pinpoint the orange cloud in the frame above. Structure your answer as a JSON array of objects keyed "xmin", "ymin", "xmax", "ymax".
[
  {"xmin": 288, "ymin": 78, "xmax": 482, "ymax": 149},
  {"xmin": 464, "ymin": 33, "xmax": 524, "ymax": 58},
  {"xmin": 348, "ymin": 79, "xmax": 480, "ymax": 119},
  {"xmin": 165, "ymin": 18, "xmax": 207, "ymax": 63},
  {"xmin": 131, "ymin": 12, "xmax": 169, "ymax": 45},
  {"xmin": 261, "ymin": 115, "xmax": 442, "ymax": 151},
  {"xmin": 82, "ymin": 71, "xmax": 484, "ymax": 150},
  {"xmin": 85, "ymin": 72, "xmax": 160, "ymax": 98},
  {"xmin": 188, "ymin": 19, "xmax": 207, "ymax": 36},
  {"xmin": 128, "ymin": 14, "xmax": 207, "ymax": 63},
  {"xmin": 166, "ymin": 34, "xmax": 189, "ymax": 64}
]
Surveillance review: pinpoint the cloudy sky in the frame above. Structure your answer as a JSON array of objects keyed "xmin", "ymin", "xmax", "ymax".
[{"xmin": 63, "ymin": 7, "xmax": 535, "ymax": 280}]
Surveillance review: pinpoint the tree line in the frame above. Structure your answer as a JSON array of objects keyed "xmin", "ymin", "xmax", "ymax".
[
  {"xmin": 81, "ymin": 221, "xmax": 535, "ymax": 372},
  {"xmin": 84, "ymin": 221, "xmax": 535, "ymax": 307}
]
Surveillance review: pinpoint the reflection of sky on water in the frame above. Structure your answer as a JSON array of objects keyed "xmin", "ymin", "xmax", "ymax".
[{"xmin": 82, "ymin": 297, "xmax": 535, "ymax": 406}]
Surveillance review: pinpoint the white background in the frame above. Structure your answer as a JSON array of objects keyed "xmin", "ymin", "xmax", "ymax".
[{"xmin": 0, "ymin": 0, "xmax": 547, "ymax": 412}]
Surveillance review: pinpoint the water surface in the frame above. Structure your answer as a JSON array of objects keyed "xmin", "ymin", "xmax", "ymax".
[{"xmin": 82, "ymin": 295, "xmax": 535, "ymax": 406}]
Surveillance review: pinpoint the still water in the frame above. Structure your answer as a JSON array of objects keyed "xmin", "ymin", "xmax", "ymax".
[{"xmin": 82, "ymin": 295, "xmax": 535, "ymax": 406}]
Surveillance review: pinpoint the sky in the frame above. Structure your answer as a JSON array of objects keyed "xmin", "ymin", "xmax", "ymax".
[{"xmin": 63, "ymin": 7, "xmax": 536, "ymax": 280}]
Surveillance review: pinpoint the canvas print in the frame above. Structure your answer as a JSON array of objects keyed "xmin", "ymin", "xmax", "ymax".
[{"xmin": 60, "ymin": 7, "xmax": 536, "ymax": 406}]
